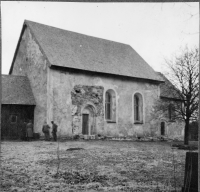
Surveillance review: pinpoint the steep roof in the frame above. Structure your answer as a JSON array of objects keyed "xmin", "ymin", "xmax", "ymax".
[
  {"xmin": 11, "ymin": 20, "xmax": 163, "ymax": 82},
  {"xmin": 157, "ymin": 72, "xmax": 182, "ymax": 100},
  {"xmin": 2, "ymin": 75, "xmax": 36, "ymax": 105}
]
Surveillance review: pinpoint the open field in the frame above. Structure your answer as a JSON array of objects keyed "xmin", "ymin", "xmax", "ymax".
[{"xmin": 1, "ymin": 140, "xmax": 187, "ymax": 192}]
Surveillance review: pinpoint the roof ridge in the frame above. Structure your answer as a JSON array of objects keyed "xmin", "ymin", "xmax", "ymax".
[{"xmin": 2, "ymin": 74, "xmax": 28, "ymax": 77}]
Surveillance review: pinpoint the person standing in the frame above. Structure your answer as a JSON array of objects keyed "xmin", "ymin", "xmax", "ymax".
[
  {"xmin": 42, "ymin": 121, "xmax": 50, "ymax": 141},
  {"xmin": 51, "ymin": 121, "xmax": 58, "ymax": 141},
  {"xmin": 26, "ymin": 120, "xmax": 33, "ymax": 141}
]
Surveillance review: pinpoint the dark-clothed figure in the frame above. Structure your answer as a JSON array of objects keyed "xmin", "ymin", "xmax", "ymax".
[
  {"xmin": 42, "ymin": 121, "xmax": 50, "ymax": 141},
  {"xmin": 20, "ymin": 121, "xmax": 27, "ymax": 141},
  {"xmin": 26, "ymin": 120, "xmax": 33, "ymax": 141},
  {"xmin": 51, "ymin": 121, "xmax": 58, "ymax": 141}
]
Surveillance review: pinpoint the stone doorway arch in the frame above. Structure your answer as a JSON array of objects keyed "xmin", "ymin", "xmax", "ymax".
[{"xmin": 81, "ymin": 104, "xmax": 96, "ymax": 135}]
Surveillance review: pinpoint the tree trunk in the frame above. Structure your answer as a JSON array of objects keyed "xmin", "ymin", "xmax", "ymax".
[{"xmin": 184, "ymin": 120, "xmax": 190, "ymax": 145}]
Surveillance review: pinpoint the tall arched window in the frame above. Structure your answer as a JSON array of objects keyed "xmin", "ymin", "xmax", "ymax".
[
  {"xmin": 105, "ymin": 92, "xmax": 111, "ymax": 120},
  {"xmin": 168, "ymin": 103, "xmax": 175, "ymax": 121},
  {"xmin": 105, "ymin": 89, "xmax": 116, "ymax": 122},
  {"xmin": 134, "ymin": 93, "xmax": 143, "ymax": 123}
]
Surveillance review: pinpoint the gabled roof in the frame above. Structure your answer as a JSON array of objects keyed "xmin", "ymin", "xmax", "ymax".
[
  {"xmin": 10, "ymin": 20, "xmax": 163, "ymax": 82},
  {"xmin": 157, "ymin": 72, "xmax": 183, "ymax": 100},
  {"xmin": 2, "ymin": 75, "xmax": 36, "ymax": 105}
]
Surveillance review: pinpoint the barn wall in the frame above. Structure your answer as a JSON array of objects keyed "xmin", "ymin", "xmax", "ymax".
[
  {"xmin": 47, "ymin": 68, "xmax": 162, "ymax": 137},
  {"xmin": 11, "ymin": 27, "xmax": 48, "ymax": 133},
  {"xmin": 1, "ymin": 105, "xmax": 34, "ymax": 139}
]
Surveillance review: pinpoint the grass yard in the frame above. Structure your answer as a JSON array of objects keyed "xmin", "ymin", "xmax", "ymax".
[{"xmin": 1, "ymin": 140, "xmax": 187, "ymax": 192}]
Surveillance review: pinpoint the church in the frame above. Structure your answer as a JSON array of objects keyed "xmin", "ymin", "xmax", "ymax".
[{"xmin": 2, "ymin": 20, "xmax": 184, "ymax": 139}]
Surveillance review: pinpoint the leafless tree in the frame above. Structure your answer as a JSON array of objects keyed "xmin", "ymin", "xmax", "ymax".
[{"xmin": 153, "ymin": 46, "xmax": 199, "ymax": 145}]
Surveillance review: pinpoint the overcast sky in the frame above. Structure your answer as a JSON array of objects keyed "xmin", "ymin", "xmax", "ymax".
[{"xmin": 2, "ymin": 1, "xmax": 199, "ymax": 74}]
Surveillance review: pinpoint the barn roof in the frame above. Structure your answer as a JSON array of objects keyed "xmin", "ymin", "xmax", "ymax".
[
  {"xmin": 10, "ymin": 20, "xmax": 163, "ymax": 82},
  {"xmin": 157, "ymin": 72, "xmax": 182, "ymax": 100},
  {"xmin": 2, "ymin": 75, "xmax": 36, "ymax": 105}
]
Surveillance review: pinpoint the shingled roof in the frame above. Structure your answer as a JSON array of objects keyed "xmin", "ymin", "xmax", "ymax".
[
  {"xmin": 157, "ymin": 72, "xmax": 182, "ymax": 100},
  {"xmin": 2, "ymin": 75, "xmax": 36, "ymax": 105},
  {"xmin": 10, "ymin": 20, "xmax": 163, "ymax": 82}
]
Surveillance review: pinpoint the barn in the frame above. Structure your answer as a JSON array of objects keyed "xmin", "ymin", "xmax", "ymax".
[{"xmin": 1, "ymin": 75, "xmax": 35, "ymax": 139}]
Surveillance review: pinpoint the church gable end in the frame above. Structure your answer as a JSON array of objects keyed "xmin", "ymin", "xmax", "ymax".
[{"xmin": 10, "ymin": 25, "xmax": 49, "ymax": 134}]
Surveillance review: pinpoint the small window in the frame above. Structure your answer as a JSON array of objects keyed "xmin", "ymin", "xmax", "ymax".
[
  {"xmin": 168, "ymin": 104, "xmax": 175, "ymax": 121},
  {"xmin": 134, "ymin": 93, "xmax": 143, "ymax": 123},
  {"xmin": 10, "ymin": 115, "xmax": 17, "ymax": 123},
  {"xmin": 105, "ymin": 89, "xmax": 116, "ymax": 122}
]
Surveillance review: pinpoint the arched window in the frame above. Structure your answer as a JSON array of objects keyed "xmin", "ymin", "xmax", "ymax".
[
  {"xmin": 134, "ymin": 93, "xmax": 143, "ymax": 123},
  {"xmin": 168, "ymin": 103, "xmax": 175, "ymax": 121},
  {"xmin": 105, "ymin": 89, "xmax": 116, "ymax": 122},
  {"xmin": 105, "ymin": 92, "xmax": 111, "ymax": 120}
]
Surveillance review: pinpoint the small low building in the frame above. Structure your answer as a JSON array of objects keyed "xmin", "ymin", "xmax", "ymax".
[
  {"xmin": 151, "ymin": 72, "xmax": 185, "ymax": 139},
  {"xmin": 1, "ymin": 75, "xmax": 35, "ymax": 139}
]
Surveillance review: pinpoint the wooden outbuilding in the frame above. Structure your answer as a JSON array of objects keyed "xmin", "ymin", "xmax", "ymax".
[{"xmin": 1, "ymin": 75, "xmax": 35, "ymax": 139}]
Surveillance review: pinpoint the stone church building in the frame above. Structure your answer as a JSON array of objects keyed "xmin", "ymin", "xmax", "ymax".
[{"xmin": 4, "ymin": 20, "xmax": 184, "ymax": 139}]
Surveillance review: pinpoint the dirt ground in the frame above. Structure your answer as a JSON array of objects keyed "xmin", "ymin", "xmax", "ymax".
[{"xmin": 1, "ymin": 140, "xmax": 187, "ymax": 192}]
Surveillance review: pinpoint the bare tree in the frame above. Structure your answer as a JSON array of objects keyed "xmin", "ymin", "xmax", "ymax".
[{"xmin": 153, "ymin": 46, "xmax": 199, "ymax": 145}]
